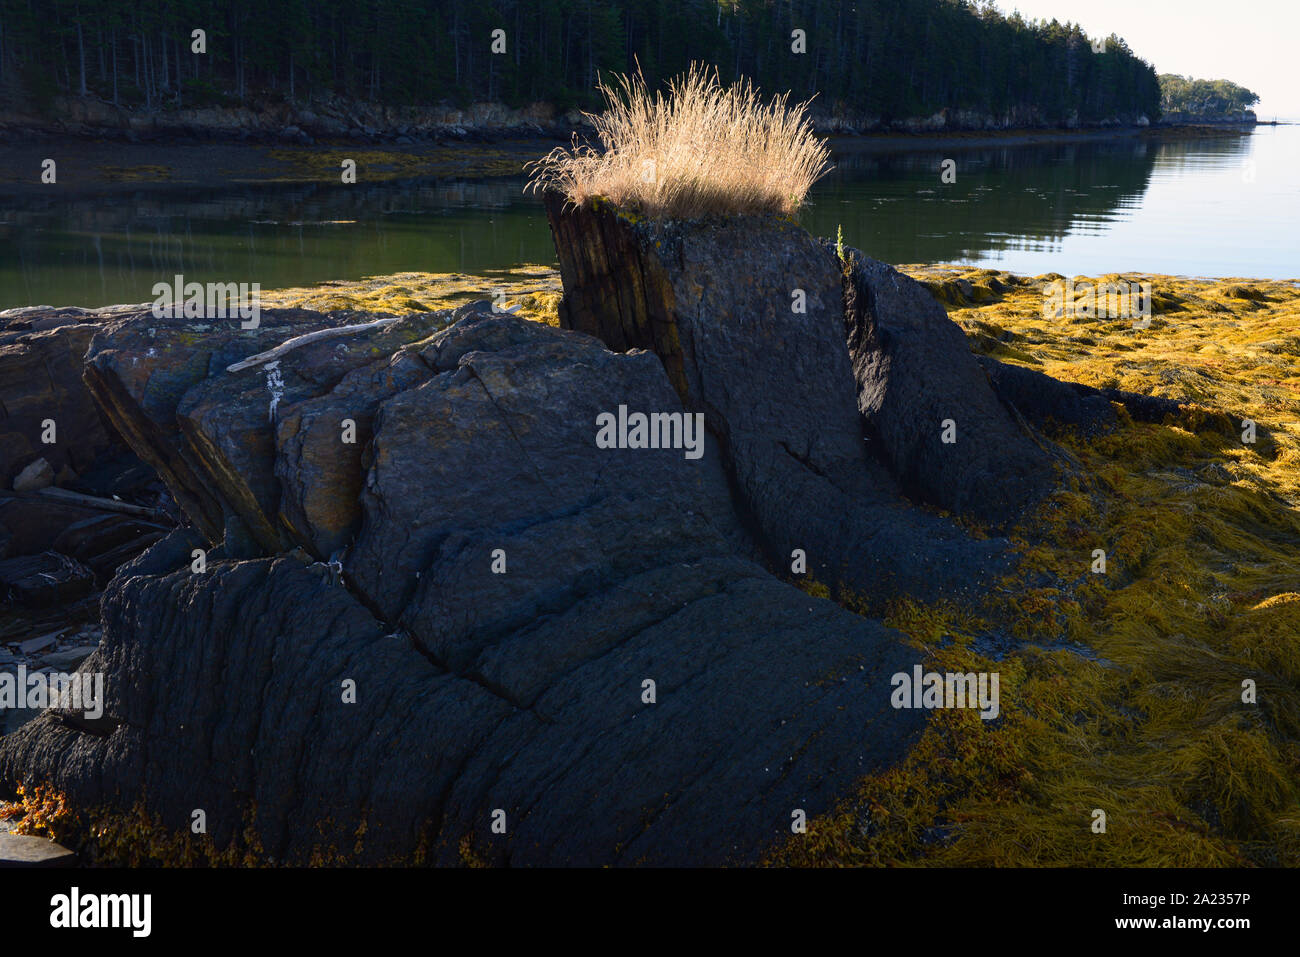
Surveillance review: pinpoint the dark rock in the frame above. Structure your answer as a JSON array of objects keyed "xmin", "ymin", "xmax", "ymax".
[
  {"xmin": 17, "ymin": 631, "xmax": 60, "ymax": 654},
  {"xmin": 0, "ymin": 307, "xmax": 173, "ymax": 610},
  {"xmin": 0, "ymin": 315, "xmax": 119, "ymax": 488},
  {"xmin": 7, "ymin": 198, "xmax": 1189, "ymax": 868},
  {"xmin": 0, "ymin": 313, "xmax": 924, "ymax": 866},
  {"xmin": 172, "ymin": 309, "xmax": 451, "ymax": 553},
  {"xmin": 83, "ymin": 306, "xmax": 398, "ymax": 548},
  {"xmin": 975, "ymin": 355, "xmax": 1247, "ymax": 441},
  {"xmin": 976, "ymin": 355, "xmax": 1120, "ymax": 435},
  {"xmin": 545, "ymin": 193, "xmax": 1015, "ymax": 603},
  {"xmin": 0, "ymin": 551, "xmax": 94, "ymax": 608},
  {"xmin": 37, "ymin": 646, "xmax": 99, "ymax": 671},
  {"xmin": 843, "ymin": 252, "xmax": 1059, "ymax": 523},
  {"xmin": 0, "ymin": 493, "xmax": 168, "ymax": 574}
]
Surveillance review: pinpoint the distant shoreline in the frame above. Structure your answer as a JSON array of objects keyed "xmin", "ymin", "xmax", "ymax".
[
  {"xmin": 0, "ymin": 90, "xmax": 1272, "ymax": 150},
  {"xmin": 828, "ymin": 122, "xmax": 1261, "ymax": 153}
]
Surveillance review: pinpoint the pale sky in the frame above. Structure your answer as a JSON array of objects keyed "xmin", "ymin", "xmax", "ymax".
[{"xmin": 992, "ymin": 0, "xmax": 1299, "ymax": 120}]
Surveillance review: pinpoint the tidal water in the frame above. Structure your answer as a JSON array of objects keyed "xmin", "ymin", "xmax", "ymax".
[{"xmin": 2, "ymin": 125, "xmax": 1296, "ymax": 309}]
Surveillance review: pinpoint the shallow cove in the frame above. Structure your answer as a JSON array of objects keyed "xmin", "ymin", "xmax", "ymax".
[{"xmin": 1, "ymin": 125, "xmax": 1296, "ymax": 310}]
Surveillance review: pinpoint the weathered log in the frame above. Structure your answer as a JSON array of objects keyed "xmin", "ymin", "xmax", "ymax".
[{"xmin": 35, "ymin": 486, "xmax": 166, "ymax": 519}]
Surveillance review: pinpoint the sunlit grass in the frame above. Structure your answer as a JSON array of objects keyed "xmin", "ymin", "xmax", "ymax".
[{"xmin": 527, "ymin": 64, "xmax": 832, "ymax": 219}]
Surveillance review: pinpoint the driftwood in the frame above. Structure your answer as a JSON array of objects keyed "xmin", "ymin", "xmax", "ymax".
[
  {"xmin": 36, "ymin": 486, "xmax": 167, "ymax": 519},
  {"xmin": 226, "ymin": 318, "xmax": 400, "ymax": 372}
]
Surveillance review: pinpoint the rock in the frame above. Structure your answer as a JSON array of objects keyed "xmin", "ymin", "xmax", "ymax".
[
  {"xmin": 0, "ymin": 316, "xmax": 119, "ymax": 489},
  {"xmin": 0, "ymin": 552, "xmax": 94, "ymax": 608},
  {"xmin": 0, "ymin": 312, "xmax": 924, "ymax": 866},
  {"xmin": 12, "ymin": 458, "xmax": 53, "ymax": 492},
  {"xmin": 273, "ymin": 309, "xmax": 471, "ymax": 558},
  {"xmin": 544, "ymin": 193, "xmax": 1015, "ymax": 602},
  {"xmin": 0, "ymin": 688, "xmax": 46, "ymax": 737},
  {"xmin": 82, "ymin": 305, "xmax": 416, "ymax": 550},
  {"xmin": 38, "ymin": 646, "xmax": 99, "ymax": 671},
  {"xmin": 842, "ymin": 252, "xmax": 1059, "ymax": 523},
  {"xmin": 0, "ymin": 833, "xmax": 76, "ymax": 867},
  {"xmin": 6, "ymin": 199, "xmax": 1169, "ymax": 866},
  {"xmin": 975, "ymin": 355, "xmax": 1245, "ymax": 441},
  {"xmin": 17, "ymin": 631, "xmax": 62, "ymax": 655},
  {"xmin": 975, "ymin": 356, "xmax": 1120, "ymax": 435},
  {"xmin": 0, "ymin": 308, "xmax": 170, "ymax": 626},
  {"xmin": 0, "ymin": 493, "xmax": 170, "ymax": 584}
]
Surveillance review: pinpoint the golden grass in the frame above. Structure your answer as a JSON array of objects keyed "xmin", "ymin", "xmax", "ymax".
[
  {"xmin": 526, "ymin": 65, "xmax": 832, "ymax": 219},
  {"xmin": 770, "ymin": 268, "xmax": 1300, "ymax": 867}
]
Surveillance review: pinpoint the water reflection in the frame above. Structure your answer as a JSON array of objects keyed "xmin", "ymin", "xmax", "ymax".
[
  {"xmin": 804, "ymin": 137, "xmax": 1169, "ymax": 264},
  {"xmin": 1, "ymin": 127, "xmax": 1290, "ymax": 309}
]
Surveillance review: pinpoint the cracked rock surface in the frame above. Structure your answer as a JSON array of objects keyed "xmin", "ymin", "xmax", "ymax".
[{"xmin": 1, "ymin": 306, "xmax": 926, "ymax": 865}]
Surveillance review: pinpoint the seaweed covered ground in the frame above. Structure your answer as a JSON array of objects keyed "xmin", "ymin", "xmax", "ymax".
[
  {"xmin": 256, "ymin": 266, "xmax": 563, "ymax": 319},
  {"xmin": 4, "ymin": 264, "xmax": 1297, "ymax": 867},
  {"xmin": 775, "ymin": 266, "xmax": 1300, "ymax": 866}
]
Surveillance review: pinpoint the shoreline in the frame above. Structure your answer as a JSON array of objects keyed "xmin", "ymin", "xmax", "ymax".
[
  {"xmin": 0, "ymin": 122, "xmax": 1264, "ymax": 200},
  {"xmin": 829, "ymin": 122, "xmax": 1263, "ymax": 153},
  {"xmin": 5, "ymin": 265, "xmax": 1293, "ymax": 319}
]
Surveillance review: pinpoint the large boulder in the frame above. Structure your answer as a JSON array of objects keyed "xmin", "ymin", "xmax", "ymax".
[
  {"xmin": 544, "ymin": 193, "xmax": 1031, "ymax": 603},
  {"xmin": 82, "ymin": 305, "xmax": 451, "ymax": 554},
  {"xmin": 842, "ymin": 253, "xmax": 1059, "ymax": 522},
  {"xmin": 0, "ymin": 310, "xmax": 925, "ymax": 865},
  {"xmin": 0, "ymin": 309, "xmax": 120, "ymax": 488}
]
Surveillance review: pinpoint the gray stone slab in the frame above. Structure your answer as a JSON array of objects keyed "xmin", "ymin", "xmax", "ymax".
[{"xmin": 0, "ymin": 832, "xmax": 76, "ymax": 867}]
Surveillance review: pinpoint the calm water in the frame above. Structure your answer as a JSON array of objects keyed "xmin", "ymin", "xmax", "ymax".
[{"xmin": 2, "ymin": 126, "xmax": 1297, "ymax": 309}]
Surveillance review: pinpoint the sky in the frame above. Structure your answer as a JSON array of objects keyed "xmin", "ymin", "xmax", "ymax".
[{"xmin": 991, "ymin": 0, "xmax": 1300, "ymax": 120}]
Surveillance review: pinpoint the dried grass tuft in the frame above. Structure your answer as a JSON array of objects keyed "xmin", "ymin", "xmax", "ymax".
[{"xmin": 527, "ymin": 64, "xmax": 831, "ymax": 219}]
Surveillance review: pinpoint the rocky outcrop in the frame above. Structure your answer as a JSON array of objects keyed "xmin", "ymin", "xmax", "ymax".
[
  {"xmin": 1157, "ymin": 111, "xmax": 1256, "ymax": 126},
  {"xmin": 843, "ymin": 253, "xmax": 1059, "ymax": 522},
  {"xmin": 1, "ymin": 306, "xmax": 930, "ymax": 865},
  {"xmin": 0, "ymin": 92, "xmax": 1158, "ymax": 143},
  {"xmin": 0, "ymin": 93, "xmax": 573, "ymax": 143},
  {"xmin": 975, "ymin": 354, "xmax": 1252, "ymax": 441},
  {"xmin": 2, "ymin": 199, "xmax": 1117, "ymax": 865},
  {"xmin": 81, "ymin": 306, "xmax": 454, "ymax": 554},
  {"xmin": 0, "ymin": 308, "xmax": 121, "ymax": 489},
  {"xmin": 545, "ymin": 194, "xmax": 1056, "ymax": 602}
]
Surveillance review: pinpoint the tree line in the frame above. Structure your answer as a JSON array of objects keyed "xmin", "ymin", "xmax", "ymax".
[
  {"xmin": 0, "ymin": 0, "xmax": 1161, "ymax": 123},
  {"xmin": 1158, "ymin": 74, "xmax": 1259, "ymax": 118}
]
